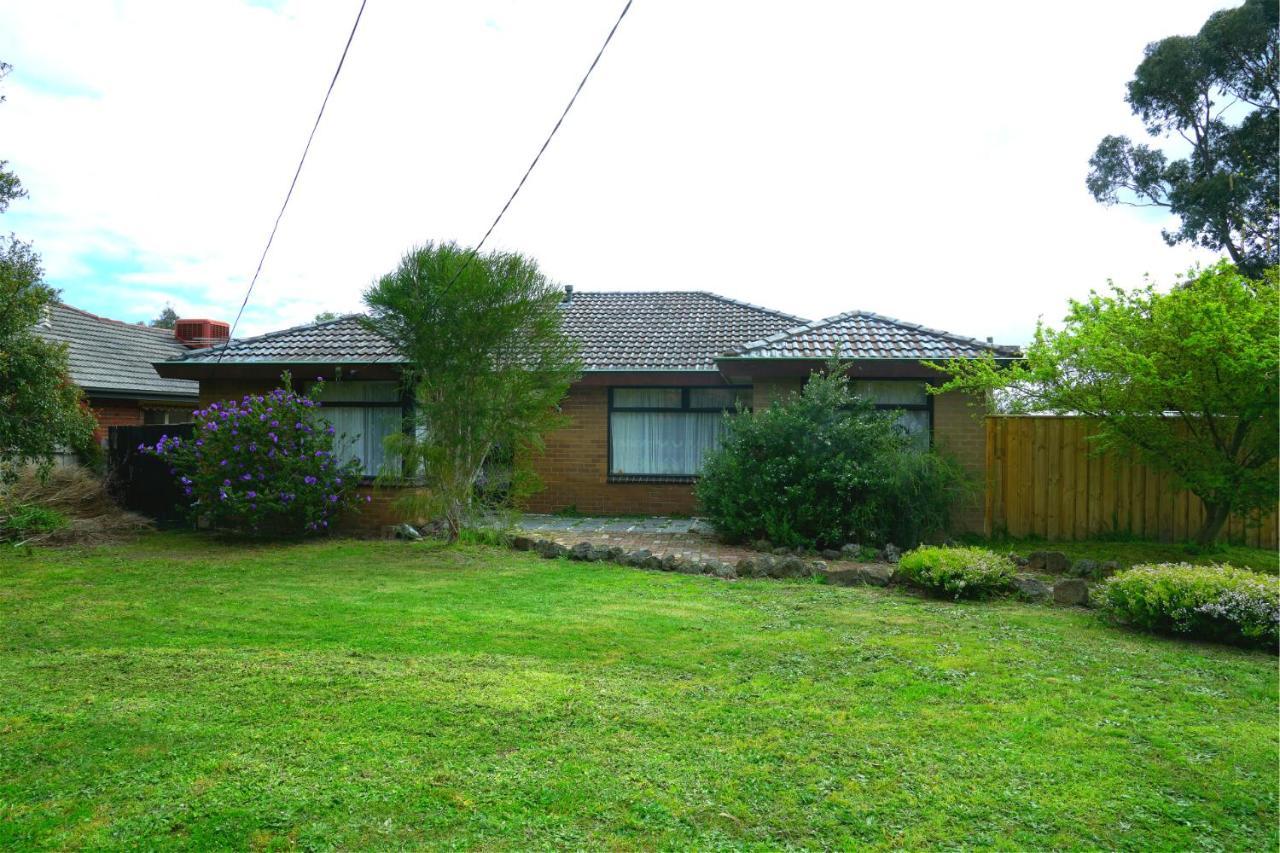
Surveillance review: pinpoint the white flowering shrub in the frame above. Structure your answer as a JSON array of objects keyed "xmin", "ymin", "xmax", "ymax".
[{"xmin": 1102, "ymin": 563, "xmax": 1279, "ymax": 649}]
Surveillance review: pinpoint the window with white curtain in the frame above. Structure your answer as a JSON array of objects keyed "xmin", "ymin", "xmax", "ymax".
[
  {"xmin": 310, "ymin": 381, "xmax": 404, "ymax": 477},
  {"xmin": 609, "ymin": 386, "xmax": 751, "ymax": 478},
  {"xmin": 851, "ymin": 380, "xmax": 931, "ymax": 449}
]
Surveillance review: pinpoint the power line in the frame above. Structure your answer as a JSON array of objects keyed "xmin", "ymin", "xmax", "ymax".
[
  {"xmin": 217, "ymin": 0, "xmax": 369, "ymax": 364},
  {"xmin": 439, "ymin": 0, "xmax": 634, "ymax": 293}
]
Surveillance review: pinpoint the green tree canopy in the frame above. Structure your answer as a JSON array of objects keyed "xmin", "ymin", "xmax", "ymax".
[
  {"xmin": 1087, "ymin": 0, "xmax": 1278, "ymax": 275},
  {"xmin": 363, "ymin": 242, "xmax": 580, "ymax": 538},
  {"xmin": 0, "ymin": 62, "xmax": 96, "ymax": 483},
  {"xmin": 148, "ymin": 304, "xmax": 178, "ymax": 329},
  {"xmin": 931, "ymin": 262, "xmax": 1278, "ymax": 545}
]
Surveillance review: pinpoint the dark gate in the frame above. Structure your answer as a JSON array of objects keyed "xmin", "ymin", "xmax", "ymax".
[{"xmin": 108, "ymin": 424, "xmax": 196, "ymax": 524}]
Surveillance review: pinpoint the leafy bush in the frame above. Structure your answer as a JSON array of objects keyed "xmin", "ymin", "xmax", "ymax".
[
  {"xmin": 896, "ymin": 546, "xmax": 1017, "ymax": 599},
  {"xmin": 695, "ymin": 368, "xmax": 971, "ymax": 549},
  {"xmin": 142, "ymin": 376, "xmax": 367, "ymax": 536},
  {"xmin": 1101, "ymin": 563, "xmax": 1279, "ymax": 648}
]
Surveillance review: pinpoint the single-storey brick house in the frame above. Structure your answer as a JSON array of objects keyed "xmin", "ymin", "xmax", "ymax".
[
  {"xmin": 36, "ymin": 303, "xmax": 201, "ymax": 445},
  {"xmin": 154, "ymin": 291, "xmax": 1018, "ymax": 531}
]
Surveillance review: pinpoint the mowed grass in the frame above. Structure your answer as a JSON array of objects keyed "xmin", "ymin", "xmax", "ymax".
[{"xmin": 0, "ymin": 534, "xmax": 1275, "ymax": 850}]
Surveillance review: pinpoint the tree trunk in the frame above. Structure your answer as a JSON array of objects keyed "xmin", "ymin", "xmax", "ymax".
[{"xmin": 1196, "ymin": 501, "xmax": 1231, "ymax": 547}]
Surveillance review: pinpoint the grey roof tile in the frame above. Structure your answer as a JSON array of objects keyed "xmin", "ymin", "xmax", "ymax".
[
  {"xmin": 169, "ymin": 293, "xmax": 804, "ymax": 372},
  {"xmin": 172, "ymin": 315, "xmax": 404, "ymax": 365},
  {"xmin": 35, "ymin": 303, "xmax": 198, "ymax": 399},
  {"xmin": 559, "ymin": 291, "xmax": 805, "ymax": 370},
  {"xmin": 729, "ymin": 310, "xmax": 1021, "ymax": 360}
]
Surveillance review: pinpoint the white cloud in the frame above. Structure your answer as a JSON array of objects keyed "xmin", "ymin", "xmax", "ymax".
[{"xmin": 0, "ymin": 0, "xmax": 1228, "ymax": 341}]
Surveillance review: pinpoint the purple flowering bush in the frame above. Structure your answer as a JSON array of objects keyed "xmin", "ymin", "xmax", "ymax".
[
  {"xmin": 1101, "ymin": 563, "xmax": 1279, "ymax": 649},
  {"xmin": 141, "ymin": 378, "xmax": 367, "ymax": 535}
]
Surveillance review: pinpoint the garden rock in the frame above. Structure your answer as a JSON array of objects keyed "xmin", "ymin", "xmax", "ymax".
[
  {"xmin": 569, "ymin": 542, "xmax": 599, "ymax": 562},
  {"xmin": 1070, "ymin": 559, "xmax": 1100, "ymax": 579},
  {"xmin": 1027, "ymin": 551, "xmax": 1071, "ymax": 573},
  {"xmin": 772, "ymin": 547, "xmax": 791, "ymax": 556},
  {"xmin": 1010, "ymin": 553, "xmax": 1029, "ymax": 567},
  {"xmin": 712, "ymin": 561, "xmax": 737, "ymax": 579},
  {"xmin": 511, "ymin": 535, "xmax": 536, "ymax": 551},
  {"xmin": 772, "ymin": 555, "xmax": 809, "ymax": 578},
  {"xmin": 737, "ymin": 557, "xmax": 765, "ymax": 578},
  {"xmin": 605, "ymin": 546, "xmax": 627, "ymax": 562},
  {"xmin": 881, "ymin": 543, "xmax": 901, "ymax": 564},
  {"xmin": 625, "ymin": 549, "xmax": 652, "ymax": 567},
  {"xmin": 534, "ymin": 539, "xmax": 567, "ymax": 559},
  {"xmin": 394, "ymin": 523, "xmax": 423, "ymax": 541},
  {"xmin": 751, "ymin": 539, "xmax": 772, "ymax": 553},
  {"xmin": 1100, "ymin": 561, "xmax": 1120, "ymax": 579},
  {"xmin": 642, "ymin": 555, "xmax": 664, "ymax": 571},
  {"xmin": 840, "ymin": 543, "xmax": 862, "ymax": 559},
  {"xmin": 660, "ymin": 554, "xmax": 680, "ymax": 572},
  {"xmin": 858, "ymin": 563, "xmax": 894, "ymax": 586},
  {"xmin": 674, "ymin": 558, "xmax": 702, "ymax": 575},
  {"xmin": 821, "ymin": 549, "xmax": 842, "ymax": 561},
  {"xmin": 822, "ymin": 567, "xmax": 863, "ymax": 587},
  {"xmin": 1053, "ymin": 577, "xmax": 1090, "ymax": 606},
  {"xmin": 1013, "ymin": 574, "xmax": 1052, "ymax": 602}
]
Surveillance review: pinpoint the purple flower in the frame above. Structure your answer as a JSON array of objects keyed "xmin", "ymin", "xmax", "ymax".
[
  {"xmin": 195, "ymin": 439, "xmax": 204, "ymax": 447},
  {"xmin": 270, "ymin": 420, "xmax": 279, "ymax": 427},
  {"xmin": 223, "ymin": 479, "xmax": 231, "ymax": 486},
  {"xmin": 328, "ymin": 494, "xmax": 338, "ymax": 503},
  {"xmin": 246, "ymin": 490, "xmax": 257, "ymax": 499},
  {"xmin": 241, "ymin": 473, "xmax": 252, "ymax": 481},
  {"xmin": 304, "ymin": 475, "xmax": 317, "ymax": 485}
]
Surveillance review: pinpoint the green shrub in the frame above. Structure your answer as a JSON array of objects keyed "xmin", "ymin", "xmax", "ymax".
[
  {"xmin": 695, "ymin": 368, "xmax": 971, "ymax": 549},
  {"xmin": 1101, "ymin": 563, "xmax": 1279, "ymax": 648},
  {"xmin": 0, "ymin": 503, "xmax": 68, "ymax": 542},
  {"xmin": 897, "ymin": 546, "xmax": 1017, "ymax": 599}
]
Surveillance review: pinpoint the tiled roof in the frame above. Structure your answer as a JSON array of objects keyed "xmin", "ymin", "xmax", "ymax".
[
  {"xmin": 559, "ymin": 291, "xmax": 805, "ymax": 370},
  {"xmin": 167, "ymin": 293, "xmax": 803, "ymax": 372},
  {"xmin": 170, "ymin": 315, "xmax": 404, "ymax": 365},
  {"xmin": 729, "ymin": 311, "xmax": 1021, "ymax": 360},
  {"xmin": 35, "ymin": 303, "xmax": 198, "ymax": 399}
]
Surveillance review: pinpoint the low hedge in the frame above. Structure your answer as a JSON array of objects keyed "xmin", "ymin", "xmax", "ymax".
[
  {"xmin": 896, "ymin": 546, "xmax": 1016, "ymax": 599},
  {"xmin": 1101, "ymin": 563, "xmax": 1279, "ymax": 649}
]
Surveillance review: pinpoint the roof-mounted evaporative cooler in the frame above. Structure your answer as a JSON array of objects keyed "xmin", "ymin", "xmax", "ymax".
[{"xmin": 174, "ymin": 319, "xmax": 231, "ymax": 349}]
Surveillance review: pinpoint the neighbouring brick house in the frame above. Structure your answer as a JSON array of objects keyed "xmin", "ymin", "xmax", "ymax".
[
  {"xmin": 154, "ymin": 291, "xmax": 1018, "ymax": 532},
  {"xmin": 35, "ymin": 303, "xmax": 203, "ymax": 446}
]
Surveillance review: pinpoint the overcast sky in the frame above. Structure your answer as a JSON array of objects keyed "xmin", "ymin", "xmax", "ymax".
[{"xmin": 1, "ymin": 0, "xmax": 1229, "ymax": 343}]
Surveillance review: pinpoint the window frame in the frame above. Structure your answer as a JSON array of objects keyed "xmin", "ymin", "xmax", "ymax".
[
  {"xmin": 306, "ymin": 381, "xmax": 413, "ymax": 481},
  {"xmin": 606, "ymin": 385, "xmax": 751, "ymax": 483},
  {"xmin": 851, "ymin": 380, "xmax": 935, "ymax": 448}
]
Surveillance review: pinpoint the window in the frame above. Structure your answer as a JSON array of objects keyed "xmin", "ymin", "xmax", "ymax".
[
  {"xmin": 609, "ymin": 386, "xmax": 750, "ymax": 479},
  {"xmin": 311, "ymin": 381, "xmax": 404, "ymax": 477},
  {"xmin": 851, "ymin": 380, "xmax": 931, "ymax": 449},
  {"xmin": 143, "ymin": 408, "xmax": 190, "ymax": 425}
]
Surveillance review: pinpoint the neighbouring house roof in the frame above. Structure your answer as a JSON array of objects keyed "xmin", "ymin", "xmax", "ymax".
[
  {"xmin": 35, "ymin": 303, "xmax": 199, "ymax": 400},
  {"xmin": 725, "ymin": 310, "xmax": 1021, "ymax": 361},
  {"xmin": 168, "ymin": 315, "xmax": 405, "ymax": 366},
  {"xmin": 559, "ymin": 291, "xmax": 806, "ymax": 370}
]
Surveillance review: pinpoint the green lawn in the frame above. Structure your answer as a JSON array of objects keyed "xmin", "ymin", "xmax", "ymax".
[{"xmin": 1, "ymin": 534, "xmax": 1275, "ymax": 850}]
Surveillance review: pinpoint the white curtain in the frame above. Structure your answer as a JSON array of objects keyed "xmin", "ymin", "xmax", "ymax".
[
  {"xmin": 312, "ymin": 382, "xmax": 402, "ymax": 476},
  {"xmin": 610, "ymin": 411, "xmax": 726, "ymax": 476}
]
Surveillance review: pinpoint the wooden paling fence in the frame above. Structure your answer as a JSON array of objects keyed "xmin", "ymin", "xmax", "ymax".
[{"xmin": 985, "ymin": 416, "xmax": 1277, "ymax": 548}]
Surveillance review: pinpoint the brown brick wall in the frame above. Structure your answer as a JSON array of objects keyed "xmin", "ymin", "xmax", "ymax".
[
  {"xmin": 524, "ymin": 385, "xmax": 699, "ymax": 516},
  {"xmin": 931, "ymin": 389, "xmax": 988, "ymax": 533},
  {"xmin": 87, "ymin": 400, "xmax": 146, "ymax": 445}
]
